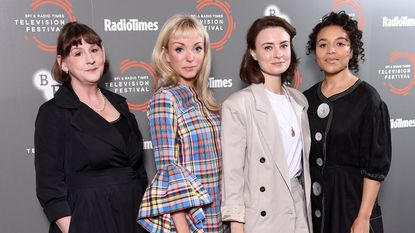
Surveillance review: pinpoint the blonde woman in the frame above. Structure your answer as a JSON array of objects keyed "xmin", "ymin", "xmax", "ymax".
[{"xmin": 137, "ymin": 15, "xmax": 225, "ymax": 233}]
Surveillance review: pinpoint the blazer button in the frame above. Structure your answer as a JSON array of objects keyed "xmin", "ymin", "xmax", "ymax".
[
  {"xmin": 260, "ymin": 157, "xmax": 266, "ymax": 163},
  {"xmin": 260, "ymin": 186, "xmax": 266, "ymax": 192},
  {"xmin": 260, "ymin": 211, "xmax": 267, "ymax": 216}
]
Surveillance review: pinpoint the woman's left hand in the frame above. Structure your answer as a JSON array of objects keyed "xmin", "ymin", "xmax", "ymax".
[{"xmin": 350, "ymin": 216, "xmax": 370, "ymax": 233}]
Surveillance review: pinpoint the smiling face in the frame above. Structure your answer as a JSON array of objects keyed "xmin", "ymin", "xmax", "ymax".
[
  {"xmin": 59, "ymin": 38, "xmax": 106, "ymax": 86},
  {"xmin": 250, "ymin": 27, "xmax": 291, "ymax": 82},
  {"xmin": 165, "ymin": 31, "xmax": 205, "ymax": 87},
  {"xmin": 315, "ymin": 25, "xmax": 353, "ymax": 75}
]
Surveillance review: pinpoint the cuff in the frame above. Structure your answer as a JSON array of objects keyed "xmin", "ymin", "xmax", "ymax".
[{"xmin": 221, "ymin": 205, "xmax": 245, "ymax": 223}]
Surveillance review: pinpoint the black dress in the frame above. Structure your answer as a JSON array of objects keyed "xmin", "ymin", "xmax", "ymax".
[
  {"xmin": 35, "ymin": 84, "xmax": 148, "ymax": 233},
  {"xmin": 303, "ymin": 80, "xmax": 391, "ymax": 233}
]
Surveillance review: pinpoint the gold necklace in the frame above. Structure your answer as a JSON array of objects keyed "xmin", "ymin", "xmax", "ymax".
[
  {"xmin": 279, "ymin": 89, "xmax": 295, "ymax": 137},
  {"xmin": 92, "ymin": 88, "xmax": 106, "ymax": 112}
]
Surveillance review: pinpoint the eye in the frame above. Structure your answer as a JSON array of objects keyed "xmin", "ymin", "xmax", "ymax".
[
  {"xmin": 264, "ymin": 46, "xmax": 272, "ymax": 51},
  {"xmin": 175, "ymin": 47, "xmax": 184, "ymax": 53},
  {"xmin": 74, "ymin": 52, "xmax": 81, "ymax": 57},
  {"xmin": 318, "ymin": 43, "xmax": 327, "ymax": 48},
  {"xmin": 195, "ymin": 46, "xmax": 203, "ymax": 53},
  {"xmin": 91, "ymin": 47, "xmax": 100, "ymax": 53},
  {"xmin": 280, "ymin": 43, "xmax": 289, "ymax": 49}
]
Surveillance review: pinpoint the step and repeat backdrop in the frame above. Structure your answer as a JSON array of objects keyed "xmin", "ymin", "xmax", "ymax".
[{"xmin": 1, "ymin": 0, "xmax": 414, "ymax": 232}]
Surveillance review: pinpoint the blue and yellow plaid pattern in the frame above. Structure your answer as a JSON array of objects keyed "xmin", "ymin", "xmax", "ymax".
[{"xmin": 138, "ymin": 83, "xmax": 225, "ymax": 233}]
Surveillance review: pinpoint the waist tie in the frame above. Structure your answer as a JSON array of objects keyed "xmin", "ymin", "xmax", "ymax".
[{"xmin": 67, "ymin": 167, "xmax": 137, "ymax": 189}]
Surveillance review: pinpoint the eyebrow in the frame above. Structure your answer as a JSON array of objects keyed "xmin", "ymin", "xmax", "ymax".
[
  {"xmin": 170, "ymin": 41, "xmax": 204, "ymax": 46},
  {"xmin": 317, "ymin": 37, "xmax": 349, "ymax": 43},
  {"xmin": 260, "ymin": 40, "xmax": 289, "ymax": 46}
]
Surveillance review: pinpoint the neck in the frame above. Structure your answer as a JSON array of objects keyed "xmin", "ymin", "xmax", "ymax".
[
  {"xmin": 263, "ymin": 73, "xmax": 283, "ymax": 94},
  {"xmin": 323, "ymin": 69, "xmax": 355, "ymax": 89},
  {"xmin": 71, "ymin": 81, "xmax": 100, "ymax": 101}
]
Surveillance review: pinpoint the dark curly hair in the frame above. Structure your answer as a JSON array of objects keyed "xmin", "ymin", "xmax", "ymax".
[
  {"xmin": 306, "ymin": 11, "xmax": 364, "ymax": 73},
  {"xmin": 240, "ymin": 16, "xmax": 298, "ymax": 84}
]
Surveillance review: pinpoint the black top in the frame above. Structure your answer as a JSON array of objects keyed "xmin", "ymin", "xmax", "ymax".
[
  {"xmin": 112, "ymin": 115, "xmax": 131, "ymax": 144},
  {"xmin": 303, "ymin": 80, "xmax": 391, "ymax": 233},
  {"xmin": 34, "ymin": 84, "xmax": 147, "ymax": 233}
]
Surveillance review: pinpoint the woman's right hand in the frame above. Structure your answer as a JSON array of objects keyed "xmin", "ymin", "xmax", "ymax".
[
  {"xmin": 230, "ymin": 222, "xmax": 245, "ymax": 233},
  {"xmin": 56, "ymin": 216, "xmax": 71, "ymax": 233},
  {"xmin": 172, "ymin": 211, "xmax": 191, "ymax": 233}
]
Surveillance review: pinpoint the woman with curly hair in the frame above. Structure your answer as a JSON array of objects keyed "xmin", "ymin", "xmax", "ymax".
[{"xmin": 304, "ymin": 11, "xmax": 391, "ymax": 233}]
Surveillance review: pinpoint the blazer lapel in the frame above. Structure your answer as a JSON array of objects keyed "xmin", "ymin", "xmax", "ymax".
[
  {"xmin": 55, "ymin": 84, "xmax": 127, "ymax": 153},
  {"xmin": 250, "ymin": 84, "xmax": 291, "ymax": 191}
]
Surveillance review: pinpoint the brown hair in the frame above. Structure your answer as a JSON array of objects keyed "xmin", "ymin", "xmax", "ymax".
[
  {"xmin": 52, "ymin": 22, "xmax": 109, "ymax": 84},
  {"xmin": 240, "ymin": 16, "xmax": 298, "ymax": 85}
]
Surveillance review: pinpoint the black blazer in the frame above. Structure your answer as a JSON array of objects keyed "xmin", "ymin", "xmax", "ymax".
[{"xmin": 34, "ymin": 84, "xmax": 148, "ymax": 224}]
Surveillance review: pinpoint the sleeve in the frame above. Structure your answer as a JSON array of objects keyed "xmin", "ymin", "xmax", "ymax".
[
  {"xmin": 137, "ymin": 91, "xmax": 212, "ymax": 233},
  {"xmin": 360, "ymin": 99, "xmax": 392, "ymax": 181},
  {"xmin": 220, "ymin": 98, "xmax": 247, "ymax": 223},
  {"xmin": 34, "ymin": 103, "xmax": 71, "ymax": 222}
]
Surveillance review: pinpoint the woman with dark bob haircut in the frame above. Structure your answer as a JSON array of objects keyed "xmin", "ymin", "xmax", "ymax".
[
  {"xmin": 304, "ymin": 11, "xmax": 391, "ymax": 233},
  {"xmin": 34, "ymin": 22, "xmax": 147, "ymax": 233},
  {"xmin": 221, "ymin": 16, "xmax": 313, "ymax": 233}
]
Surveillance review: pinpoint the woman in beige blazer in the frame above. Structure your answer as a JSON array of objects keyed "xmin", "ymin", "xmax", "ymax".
[{"xmin": 221, "ymin": 16, "xmax": 313, "ymax": 233}]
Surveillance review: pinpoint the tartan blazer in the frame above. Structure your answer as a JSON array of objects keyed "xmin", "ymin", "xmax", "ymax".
[{"xmin": 138, "ymin": 83, "xmax": 225, "ymax": 233}]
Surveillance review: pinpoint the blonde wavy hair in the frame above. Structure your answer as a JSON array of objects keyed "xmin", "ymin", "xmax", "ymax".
[{"xmin": 152, "ymin": 14, "xmax": 220, "ymax": 112}]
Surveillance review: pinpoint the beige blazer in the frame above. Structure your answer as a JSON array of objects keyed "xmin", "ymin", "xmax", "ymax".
[{"xmin": 221, "ymin": 83, "xmax": 313, "ymax": 233}]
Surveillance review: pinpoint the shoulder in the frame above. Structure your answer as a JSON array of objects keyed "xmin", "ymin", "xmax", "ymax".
[
  {"xmin": 223, "ymin": 85, "xmax": 254, "ymax": 108},
  {"xmin": 303, "ymin": 82, "xmax": 320, "ymax": 99},
  {"xmin": 150, "ymin": 85, "xmax": 179, "ymax": 105},
  {"xmin": 36, "ymin": 98, "xmax": 65, "ymax": 127},
  {"xmin": 286, "ymin": 86, "xmax": 308, "ymax": 108},
  {"xmin": 357, "ymin": 81, "xmax": 383, "ymax": 104}
]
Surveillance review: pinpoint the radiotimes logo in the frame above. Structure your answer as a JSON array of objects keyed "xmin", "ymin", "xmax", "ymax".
[
  {"xmin": 379, "ymin": 51, "xmax": 415, "ymax": 96},
  {"xmin": 390, "ymin": 118, "xmax": 415, "ymax": 129},
  {"xmin": 382, "ymin": 16, "xmax": 415, "ymax": 28},
  {"xmin": 14, "ymin": 0, "xmax": 76, "ymax": 52},
  {"xmin": 103, "ymin": 19, "xmax": 159, "ymax": 32},
  {"xmin": 193, "ymin": 0, "xmax": 236, "ymax": 51},
  {"xmin": 332, "ymin": 0, "xmax": 366, "ymax": 29},
  {"xmin": 104, "ymin": 59, "xmax": 156, "ymax": 112},
  {"xmin": 32, "ymin": 69, "xmax": 60, "ymax": 100}
]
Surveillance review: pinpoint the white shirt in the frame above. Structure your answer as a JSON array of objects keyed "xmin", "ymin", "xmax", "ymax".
[{"xmin": 266, "ymin": 89, "xmax": 303, "ymax": 178}]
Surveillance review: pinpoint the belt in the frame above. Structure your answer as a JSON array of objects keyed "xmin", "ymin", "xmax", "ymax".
[{"xmin": 66, "ymin": 167, "xmax": 137, "ymax": 189}]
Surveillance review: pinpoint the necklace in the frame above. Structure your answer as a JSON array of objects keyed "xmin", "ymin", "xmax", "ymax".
[
  {"xmin": 278, "ymin": 89, "xmax": 296, "ymax": 137},
  {"xmin": 91, "ymin": 88, "xmax": 106, "ymax": 112}
]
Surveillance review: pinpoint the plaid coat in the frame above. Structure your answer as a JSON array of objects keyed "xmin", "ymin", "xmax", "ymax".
[{"xmin": 138, "ymin": 83, "xmax": 225, "ymax": 233}]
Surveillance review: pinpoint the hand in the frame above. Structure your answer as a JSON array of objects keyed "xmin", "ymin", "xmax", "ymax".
[
  {"xmin": 56, "ymin": 216, "xmax": 71, "ymax": 233},
  {"xmin": 172, "ymin": 211, "xmax": 191, "ymax": 233},
  {"xmin": 230, "ymin": 222, "xmax": 245, "ymax": 233},
  {"xmin": 350, "ymin": 216, "xmax": 370, "ymax": 233}
]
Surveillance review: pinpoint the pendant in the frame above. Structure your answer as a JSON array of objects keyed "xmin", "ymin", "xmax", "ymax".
[{"xmin": 291, "ymin": 127, "xmax": 295, "ymax": 137}]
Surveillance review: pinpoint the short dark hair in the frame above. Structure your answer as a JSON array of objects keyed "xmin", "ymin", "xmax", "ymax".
[
  {"xmin": 306, "ymin": 11, "xmax": 365, "ymax": 73},
  {"xmin": 240, "ymin": 16, "xmax": 298, "ymax": 85},
  {"xmin": 52, "ymin": 22, "xmax": 109, "ymax": 84}
]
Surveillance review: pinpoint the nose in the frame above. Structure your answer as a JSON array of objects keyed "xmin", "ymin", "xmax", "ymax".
[
  {"xmin": 274, "ymin": 48, "xmax": 283, "ymax": 58},
  {"xmin": 86, "ymin": 52, "xmax": 96, "ymax": 64},
  {"xmin": 185, "ymin": 51, "xmax": 195, "ymax": 62},
  {"xmin": 328, "ymin": 45, "xmax": 336, "ymax": 54}
]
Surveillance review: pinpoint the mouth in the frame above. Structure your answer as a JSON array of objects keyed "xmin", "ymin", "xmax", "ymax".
[
  {"xmin": 271, "ymin": 61, "xmax": 286, "ymax": 66},
  {"xmin": 183, "ymin": 66, "xmax": 197, "ymax": 71},
  {"xmin": 86, "ymin": 67, "xmax": 98, "ymax": 72},
  {"xmin": 325, "ymin": 58, "xmax": 338, "ymax": 64}
]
